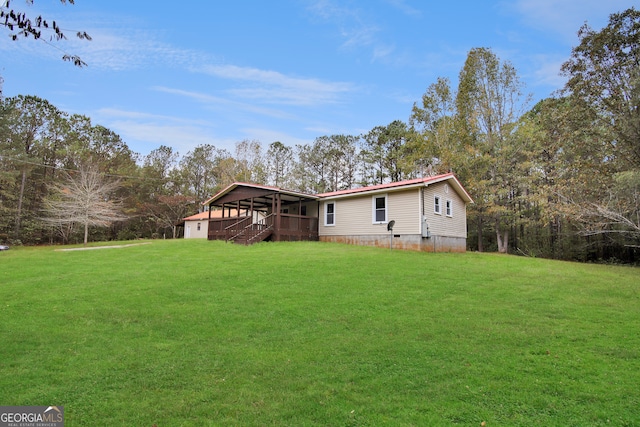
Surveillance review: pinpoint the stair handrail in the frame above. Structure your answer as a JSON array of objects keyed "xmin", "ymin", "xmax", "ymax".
[
  {"xmin": 243, "ymin": 214, "xmax": 275, "ymax": 244},
  {"xmin": 225, "ymin": 216, "xmax": 253, "ymax": 241},
  {"xmin": 249, "ymin": 213, "xmax": 274, "ymax": 230}
]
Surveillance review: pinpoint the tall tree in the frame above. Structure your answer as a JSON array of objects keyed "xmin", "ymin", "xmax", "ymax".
[
  {"xmin": 361, "ymin": 121, "xmax": 411, "ymax": 185},
  {"xmin": 329, "ymin": 134, "xmax": 360, "ymax": 191},
  {"xmin": 361, "ymin": 126, "xmax": 386, "ymax": 185},
  {"xmin": 213, "ymin": 149, "xmax": 240, "ymax": 190},
  {"xmin": 179, "ymin": 144, "xmax": 219, "ymax": 203},
  {"xmin": 561, "ymin": 7, "xmax": 640, "ymax": 245},
  {"xmin": 409, "ymin": 77, "xmax": 459, "ymax": 175},
  {"xmin": 3, "ymin": 95, "xmax": 60, "ymax": 239},
  {"xmin": 266, "ymin": 141, "xmax": 293, "ymax": 188},
  {"xmin": 142, "ymin": 145, "xmax": 178, "ymax": 197},
  {"xmin": 562, "ymin": 7, "xmax": 640, "ymax": 168},
  {"xmin": 456, "ymin": 47, "xmax": 529, "ymax": 253},
  {"xmin": 235, "ymin": 139, "xmax": 266, "ymax": 184}
]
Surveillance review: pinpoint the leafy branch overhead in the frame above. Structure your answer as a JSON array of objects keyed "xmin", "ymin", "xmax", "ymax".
[{"xmin": 1, "ymin": 0, "xmax": 91, "ymax": 66}]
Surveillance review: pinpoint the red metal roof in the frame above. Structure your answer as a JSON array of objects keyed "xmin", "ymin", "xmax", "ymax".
[
  {"xmin": 182, "ymin": 209, "xmax": 236, "ymax": 221},
  {"xmin": 201, "ymin": 173, "xmax": 473, "ymax": 206},
  {"xmin": 316, "ymin": 173, "xmax": 474, "ymax": 202}
]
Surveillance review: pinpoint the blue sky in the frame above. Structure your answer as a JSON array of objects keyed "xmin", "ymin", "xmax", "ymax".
[{"xmin": 1, "ymin": 0, "xmax": 637, "ymax": 158}]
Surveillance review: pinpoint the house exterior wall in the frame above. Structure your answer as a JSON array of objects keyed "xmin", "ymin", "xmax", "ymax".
[
  {"xmin": 318, "ymin": 188, "xmax": 420, "ymax": 236},
  {"xmin": 318, "ymin": 182, "xmax": 468, "ymax": 252},
  {"xmin": 422, "ymin": 182, "xmax": 468, "ymax": 238},
  {"xmin": 184, "ymin": 220, "xmax": 209, "ymax": 239}
]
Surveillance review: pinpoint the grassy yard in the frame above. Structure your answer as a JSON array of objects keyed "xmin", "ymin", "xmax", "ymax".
[{"xmin": 0, "ymin": 239, "xmax": 638, "ymax": 426}]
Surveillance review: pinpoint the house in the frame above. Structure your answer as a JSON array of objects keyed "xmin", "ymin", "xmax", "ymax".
[
  {"xmin": 182, "ymin": 210, "xmax": 218, "ymax": 239},
  {"xmin": 181, "ymin": 209, "xmax": 239, "ymax": 238},
  {"xmin": 316, "ymin": 174, "xmax": 473, "ymax": 252},
  {"xmin": 202, "ymin": 173, "xmax": 473, "ymax": 252}
]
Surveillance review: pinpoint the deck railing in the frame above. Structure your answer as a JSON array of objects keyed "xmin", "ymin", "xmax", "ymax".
[
  {"xmin": 225, "ymin": 216, "xmax": 253, "ymax": 241},
  {"xmin": 207, "ymin": 216, "xmax": 250, "ymax": 240},
  {"xmin": 208, "ymin": 214, "xmax": 318, "ymax": 243},
  {"xmin": 240, "ymin": 214, "xmax": 275, "ymax": 245},
  {"xmin": 275, "ymin": 214, "xmax": 319, "ymax": 241}
]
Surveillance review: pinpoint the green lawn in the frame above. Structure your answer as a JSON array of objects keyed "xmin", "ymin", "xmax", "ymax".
[{"xmin": 1, "ymin": 240, "xmax": 639, "ymax": 426}]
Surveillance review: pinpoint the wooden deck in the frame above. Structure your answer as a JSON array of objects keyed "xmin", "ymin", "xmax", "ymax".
[
  {"xmin": 204, "ymin": 182, "xmax": 320, "ymax": 245},
  {"xmin": 208, "ymin": 214, "xmax": 318, "ymax": 244}
]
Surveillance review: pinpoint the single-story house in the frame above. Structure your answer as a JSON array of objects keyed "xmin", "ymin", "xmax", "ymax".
[
  {"xmin": 201, "ymin": 173, "xmax": 473, "ymax": 252},
  {"xmin": 181, "ymin": 208, "xmax": 246, "ymax": 238},
  {"xmin": 182, "ymin": 210, "xmax": 225, "ymax": 239}
]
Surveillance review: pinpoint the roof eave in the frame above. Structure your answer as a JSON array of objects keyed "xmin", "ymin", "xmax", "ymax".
[
  {"xmin": 318, "ymin": 174, "xmax": 474, "ymax": 203},
  {"xmin": 203, "ymin": 182, "xmax": 319, "ymax": 206},
  {"xmin": 319, "ymin": 181, "xmax": 427, "ymax": 200}
]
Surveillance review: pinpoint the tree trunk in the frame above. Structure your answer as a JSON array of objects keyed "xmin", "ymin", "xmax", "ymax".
[
  {"xmin": 497, "ymin": 228, "xmax": 509, "ymax": 254},
  {"xmin": 14, "ymin": 168, "xmax": 27, "ymax": 238},
  {"xmin": 477, "ymin": 216, "xmax": 484, "ymax": 252},
  {"xmin": 84, "ymin": 222, "xmax": 89, "ymax": 246}
]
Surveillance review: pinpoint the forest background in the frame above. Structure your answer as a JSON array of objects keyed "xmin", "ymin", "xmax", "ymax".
[{"xmin": 1, "ymin": 7, "xmax": 638, "ymax": 263}]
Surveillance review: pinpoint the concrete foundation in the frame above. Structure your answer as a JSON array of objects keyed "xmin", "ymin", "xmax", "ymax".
[{"xmin": 319, "ymin": 234, "xmax": 467, "ymax": 253}]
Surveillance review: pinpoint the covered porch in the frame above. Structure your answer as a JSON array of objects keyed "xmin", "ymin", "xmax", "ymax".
[{"xmin": 203, "ymin": 183, "xmax": 319, "ymax": 245}]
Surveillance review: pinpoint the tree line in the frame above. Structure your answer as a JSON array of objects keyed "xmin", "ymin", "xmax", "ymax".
[{"xmin": 1, "ymin": 7, "xmax": 638, "ymax": 262}]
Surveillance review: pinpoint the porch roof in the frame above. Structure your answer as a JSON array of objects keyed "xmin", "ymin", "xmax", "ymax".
[{"xmin": 204, "ymin": 182, "xmax": 319, "ymax": 210}]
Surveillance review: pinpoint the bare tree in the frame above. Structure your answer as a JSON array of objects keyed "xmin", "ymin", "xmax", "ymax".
[
  {"xmin": 1, "ymin": 0, "xmax": 91, "ymax": 66},
  {"xmin": 143, "ymin": 194, "xmax": 193, "ymax": 239},
  {"xmin": 42, "ymin": 166, "xmax": 126, "ymax": 245},
  {"xmin": 564, "ymin": 171, "xmax": 640, "ymax": 246}
]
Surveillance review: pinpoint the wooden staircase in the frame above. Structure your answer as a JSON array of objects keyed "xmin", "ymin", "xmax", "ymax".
[{"xmin": 226, "ymin": 214, "xmax": 274, "ymax": 245}]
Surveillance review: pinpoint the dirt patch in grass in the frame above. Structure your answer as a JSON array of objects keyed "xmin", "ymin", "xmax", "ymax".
[{"xmin": 55, "ymin": 242, "xmax": 152, "ymax": 251}]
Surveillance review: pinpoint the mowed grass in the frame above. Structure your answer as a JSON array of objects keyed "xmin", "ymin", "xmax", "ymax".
[{"xmin": 0, "ymin": 240, "xmax": 639, "ymax": 426}]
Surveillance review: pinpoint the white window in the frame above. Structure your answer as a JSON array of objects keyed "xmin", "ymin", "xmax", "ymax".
[
  {"xmin": 446, "ymin": 199, "xmax": 452, "ymax": 217},
  {"xmin": 325, "ymin": 202, "xmax": 335, "ymax": 226},
  {"xmin": 434, "ymin": 195, "xmax": 441, "ymax": 215},
  {"xmin": 373, "ymin": 195, "xmax": 387, "ymax": 224}
]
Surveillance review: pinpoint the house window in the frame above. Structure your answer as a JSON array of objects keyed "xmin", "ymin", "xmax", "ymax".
[
  {"xmin": 434, "ymin": 196, "xmax": 441, "ymax": 215},
  {"xmin": 197, "ymin": 222, "xmax": 201, "ymax": 231},
  {"xmin": 446, "ymin": 199, "xmax": 452, "ymax": 217},
  {"xmin": 301, "ymin": 205, "xmax": 307, "ymax": 216},
  {"xmin": 373, "ymin": 195, "xmax": 387, "ymax": 223},
  {"xmin": 325, "ymin": 202, "xmax": 335, "ymax": 226}
]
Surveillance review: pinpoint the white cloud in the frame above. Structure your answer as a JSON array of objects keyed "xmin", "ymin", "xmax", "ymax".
[
  {"xmin": 196, "ymin": 65, "xmax": 355, "ymax": 106},
  {"xmin": 0, "ymin": 2, "xmax": 204, "ymax": 72},
  {"xmin": 530, "ymin": 55, "xmax": 568, "ymax": 91},
  {"xmin": 110, "ymin": 120, "xmax": 221, "ymax": 154},
  {"xmin": 371, "ymin": 44, "xmax": 397, "ymax": 63},
  {"xmin": 306, "ymin": 0, "xmax": 381, "ymax": 49},
  {"xmin": 96, "ymin": 108, "xmax": 210, "ymax": 126},
  {"xmin": 384, "ymin": 0, "xmax": 422, "ymax": 17},
  {"xmin": 65, "ymin": 29, "xmax": 205, "ymax": 71},
  {"xmin": 509, "ymin": 0, "xmax": 637, "ymax": 43},
  {"xmin": 152, "ymin": 86, "xmax": 298, "ymax": 119},
  {"xmin": 241, "ymin": 128, "xmax": 313, "ymax": 147},
  {"xmin": 94, "ymin": 108, "xmax": 227, "ymax": 155}
]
